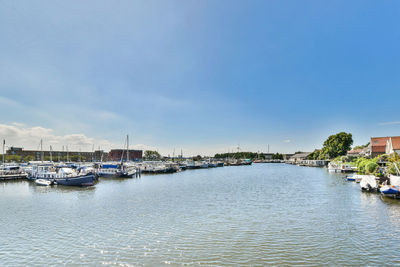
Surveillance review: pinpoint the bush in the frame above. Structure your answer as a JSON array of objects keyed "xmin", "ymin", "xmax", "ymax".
[{"xmin": 365, "ymin": 162, "xmax": 378, "ymax": 174}]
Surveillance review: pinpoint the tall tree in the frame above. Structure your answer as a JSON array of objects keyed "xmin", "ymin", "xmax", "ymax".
[
  {"xmin": 144, "ymin": 150, "xmax": 161, "ymax": 160},
  {"xmin": 322, "ymin": 132, "xmax": 353, "ymax": 159}
]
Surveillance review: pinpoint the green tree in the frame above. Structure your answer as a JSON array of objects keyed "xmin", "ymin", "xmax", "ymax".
[
  {"xmin": 144, "ymin": 150, "xmax": 161, "ymax": 160},
  {"xmin": 272, "ymin": 153, "xmax": 283, "ymax": 160},
  {"xmin": 193, "ymin": 155, "xmax": 202, "ymax": 161},
  {"xmin": 321, "ymin": 132, "xmax": 353, "ymax": 159},
  {"xmin": 23, "ymin": 155, "xmax": 35, "ymax": 162},
  {"xmin": 306, "ymin": 149, "xmax": 325, "ymax": 160},
  {"xmin": 5, "ymin": 155, "xmax": 22, "ymax": 163},
  {"xmin": 353, "ymin": 142, "xmax": 370, "ymax": 150}
]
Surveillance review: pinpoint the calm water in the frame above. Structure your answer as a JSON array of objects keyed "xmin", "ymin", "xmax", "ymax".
[{"xmin": 2, "ymin": 164, "xmax": 400, "ymax": 266}]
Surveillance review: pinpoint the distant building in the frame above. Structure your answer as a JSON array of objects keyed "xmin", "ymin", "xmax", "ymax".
[
  {"xmin": 283, "ymin": 154, "xmax": 294, "ymax": 160},
  {"xmin": 93, "ymin": 150, "xmax": 110, "ymax": 162},
  {"xmin": 347, "ymin": 148, "xmax": 363, "ymax": 157},
  {"xmin": 109, "ymin": 149, "xmax": 143, "ymax": 161},
  {"xmin": 261, "ymin": 153, "xmax": 273, "ymax": 160},
  {"xmin": 289, "ymin": 152, "xmax": 312, "ymax": 163}
]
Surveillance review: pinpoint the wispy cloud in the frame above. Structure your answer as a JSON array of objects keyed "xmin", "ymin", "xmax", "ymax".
[
  {"xmin": 378, "ymin": 121, "xmax": 400, "ymax": 126},
  {"xmin": 283, "ymin": 139, "xmax": 291, "ymax": 143}
]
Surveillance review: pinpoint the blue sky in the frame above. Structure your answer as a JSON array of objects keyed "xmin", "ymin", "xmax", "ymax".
[{"xmin": 0, "ymin": 0, "xmax": 400, "ymax": 155}]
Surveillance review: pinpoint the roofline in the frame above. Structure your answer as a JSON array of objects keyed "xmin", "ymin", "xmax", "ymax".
[{"xmin": 371, "ymin": 136, "xmax": 400, "ymax": 139}]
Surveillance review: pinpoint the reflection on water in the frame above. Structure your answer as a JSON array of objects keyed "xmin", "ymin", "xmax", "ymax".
[{"xmin": 1, "ymin": 164, "xmax": 400, "ymax": 266}]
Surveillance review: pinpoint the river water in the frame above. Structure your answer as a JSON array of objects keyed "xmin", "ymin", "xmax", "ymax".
[{"xmin": 1, "ymin": 163, "xmax": 400, "ymax": 266}]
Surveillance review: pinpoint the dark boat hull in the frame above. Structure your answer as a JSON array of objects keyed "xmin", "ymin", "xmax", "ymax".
[
  {"xmin": 98, "ymin": 171, "xmax": 134, "ymax": 178},
  {"xmin": 55, "ymin": 174, "xmax": 95, "ymax": 186}
]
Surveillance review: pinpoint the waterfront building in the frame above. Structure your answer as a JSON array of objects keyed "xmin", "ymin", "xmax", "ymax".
[
  {"xmin": 289, "ymin": 152, "xmax": 312, "ymax": 163},
  {"xmin": 283, "ymin": 153, "xmax": 294, "ymax": 160},
  {"xmin": 369, "ymin": 136, "xmax": 400, "ymax": 158},
  {"xmin": 109, "ymin": 149, "xmax": 143, "ymax": 161},
  {"xmin": 386, "ymin": 137, "xmax": 400, "ymax": 155},
  {"xmin": 370, "ymin": 137, "xmax": 388, "ymax": 158},
  {"xmin": 347, "ymin": 148, "xmax": 363, "ymax": 157}
]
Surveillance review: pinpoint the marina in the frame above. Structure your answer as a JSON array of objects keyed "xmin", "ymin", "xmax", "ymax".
[
  {"xmin": 1, "ymin": 1, "xmax": 399, "ymax": 265},
  {"xmin": 3, "ymin": 163, "xmax": 400, "ymax": 266}
]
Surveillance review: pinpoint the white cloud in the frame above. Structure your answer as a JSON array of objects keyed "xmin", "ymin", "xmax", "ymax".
[
  {"xmin": 0, "ymin": 122, "xmax": 152, "ymax": 152},
  {"xmin": 283, "ymin": 139, "xmax": 291, "ymax": 143},
  {"xmin": 379, "ymin": 121, "xmax": 400, "ymax": 126}
]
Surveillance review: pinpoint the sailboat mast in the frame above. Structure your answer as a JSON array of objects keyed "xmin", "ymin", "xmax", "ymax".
[
  {"xmin": 127, "ymin": 134, "xmax": 129, "ymax": 162},
  {"xmin": 50, "ymin": 145, "xmax": 53, "ymax": 162},
  {"xmin": 40, "ymin": 139, "xmax": 43, "ymax": 162},
  {"xmin": 2, "ymin": 139, "xmax": 5, "ymax": 169}
]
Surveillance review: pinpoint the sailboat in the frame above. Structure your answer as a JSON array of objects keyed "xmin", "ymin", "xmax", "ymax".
[{"xmin": 97, "ymin": 135, "xmax": 137, "ymax": 178}]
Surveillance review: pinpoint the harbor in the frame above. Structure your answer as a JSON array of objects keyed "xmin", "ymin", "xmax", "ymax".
[
  {"xmin": 3, "ymin": 163, "xmax": 400, "ymax": 266},
  {"xmin": 3, "ymin": 134, "xmax": 400, "ymax": 202}
]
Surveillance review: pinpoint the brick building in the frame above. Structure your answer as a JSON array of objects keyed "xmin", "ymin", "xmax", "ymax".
[{"xmin": 109, "ymin": 149, "xmax": 143, "ymax": 161}]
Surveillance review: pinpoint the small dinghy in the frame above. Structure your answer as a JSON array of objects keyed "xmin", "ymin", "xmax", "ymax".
[
  {"xmin": 35, "ymin": 179, "xmax": 52, "ymax": 186},
  {"xmin": 346, "ymin": 175, "xmax": 363, "ymax": 183}
]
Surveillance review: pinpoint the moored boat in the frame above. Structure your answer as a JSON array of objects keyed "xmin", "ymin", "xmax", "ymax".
[
  {"xmin": 97, "ymin": 163, "xmax": 136, "ymax": 178},
  {"xmin": 54, "ymin": 173, "xmax": 95, "ymax": 186},
  {"xmin": 31, "ymin": 164, "xmax": 95, "ymax": 187},
  {"xmin": 381, "ymin": 175, "xmax": 400, "ymax": 198},
  {"xmin": 35, "ymin": 178, "xmax": 52, "ymax": 186},
  {"xmin": 359, "ymin": 175, "xmax": 378, "ymax": 192}
]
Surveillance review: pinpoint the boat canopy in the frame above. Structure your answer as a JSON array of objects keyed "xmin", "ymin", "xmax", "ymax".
[
  {"xmin": 59, "ymin": 167, "xmax": 75, "ymax": 174},
  {"xmin": 390, "ymin": 175, "xmax": 400, "ymax": 186},
  {"xmin": 101, "ymin": 164, "xmax": 119, "ymax": 169}
]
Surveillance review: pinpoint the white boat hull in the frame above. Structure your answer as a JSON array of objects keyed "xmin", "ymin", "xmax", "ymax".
[{"xmin": 35, "ymin": 179, "xmax": 52, "ymax": 186}]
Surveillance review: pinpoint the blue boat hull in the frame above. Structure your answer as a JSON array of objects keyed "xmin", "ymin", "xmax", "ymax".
[
  {"xmin": 55, "ymin": 174, "xmax": 95, "ymax": 186},
  {"xmin": 381, "ymin": 188, "xmax": 400, "ymax": 195}
]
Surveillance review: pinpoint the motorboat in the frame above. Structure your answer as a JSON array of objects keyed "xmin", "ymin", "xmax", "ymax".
[
  {"xmin": 381, "ymin": 175, "xmax": 400, "ymax": 198},
  {"xmin": 346, "ymin": 174, "xmax": 367, "ymax": 183},
  {"xmin": 359, "ymin": 175, "xmax": 378, "ymax": 192}
]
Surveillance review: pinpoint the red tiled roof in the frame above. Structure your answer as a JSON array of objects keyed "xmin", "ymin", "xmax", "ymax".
[
  {"xmin": 391, "ymin": 137, "xmax": 400, "ymax": 150},
  {"xmin": 348, "ymin": 148, "xmax": 362, "ymax": 154}
]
